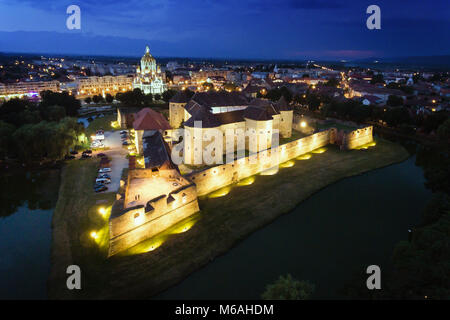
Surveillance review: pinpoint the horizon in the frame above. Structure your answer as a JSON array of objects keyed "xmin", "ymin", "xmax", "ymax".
[{"xmin": 2, "ymin": 45, "xmax": 450, "ymax": 65}]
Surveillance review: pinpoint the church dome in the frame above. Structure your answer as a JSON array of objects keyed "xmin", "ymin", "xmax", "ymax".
[{"xmin": 141, "ymin": 46, "xmax": 155, "ymax": 63}]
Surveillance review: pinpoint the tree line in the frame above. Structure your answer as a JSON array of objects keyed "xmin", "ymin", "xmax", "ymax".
[
  {"xmin": 84, "ymin": 88, "xmax": 181, "ymax": 108},
  {"xmin": 0, "ymin": 91, "xmax": 85, "ymax": 164}
]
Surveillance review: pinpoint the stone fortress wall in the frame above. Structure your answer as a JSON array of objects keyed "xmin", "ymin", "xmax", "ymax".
[
  {"xmin": 187, "ymin": 125, "xmax": 373, "ymax": 196},
  {"xmin": 187, "ymin": 129, "xmax": 334, "ymax": 196},
  {"xmin": 108, "ymin": 168, "xmax": 199, "ymax": 256},
  {"xmin": 341, "ymin": 126, "xmax": 373, "ymax": 150}
]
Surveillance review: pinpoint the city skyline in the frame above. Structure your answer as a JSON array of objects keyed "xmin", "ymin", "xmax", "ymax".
[{"xmin": 0, "ymin": 0, "xmax": 449, "ymax": 60}]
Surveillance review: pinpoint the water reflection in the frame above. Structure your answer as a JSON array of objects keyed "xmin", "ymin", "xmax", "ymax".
[
  {"xmin": 0, "ymin": 170, "xmax": 60, "ymax": 218},
  {"xmin": 0, "ymin": 169, "xmax": 60, "ymax": 299}
]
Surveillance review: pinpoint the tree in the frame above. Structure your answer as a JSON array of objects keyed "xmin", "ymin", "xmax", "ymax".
[
  {"xmin": 154, "ymin": 93, "xmax": 161, "ymax": 101},
  {"xmin": 261, "ymin": 274, "xmax": 315, "ymax": 300},
  {"xmin": 383, "ymin": 107, "xmax": 411, "ymax": 127},
  {"xmin": 11, "ymin": 117, "xmax": 85, "ymax": 163},
  {"xmin": 143, "ymin": 93, "xmax": 153, "ymax": 107},
  {"xmin": 40, "ymin": 105, "xmax": 66, "ymax": 122},
  {"xmin": 162, "ymin": 89, "xmax": 177, "ymax": 102},
  {"xmin": 370, "ymin": 74, "xmax": 384, "ymax": 84},
  {"xmin": 325, "ymin": 78, "xmax": 339, "ymax": 87},
  {"xmin": 40, "ymin": 91, "xmax": 80, "ymax": 116},
  {"xmin": 387, "ymin": 95, "xmax": 404, "ymax": 107},
  {"xmin": 105, "ymin": 93, "xmax": 114, "ymax": 103},
  {"xmin": 437, "ymin": 118, "xmax": 450, "ymax": 141},
  {"xmin": 0, "ymin": 120, "xmax": 15, "ymax": 158}
]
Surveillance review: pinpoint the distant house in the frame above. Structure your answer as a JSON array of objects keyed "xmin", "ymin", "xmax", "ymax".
[
  {"xmin": 440, "ymin": 88, "xmax": 450, "ymax": 98},
  {"xmin": 361, "ymin": 95, "xmax": 383, "ymax": 106},
  {"xmin": 349, "ymin": 82, "xmax": 406, "ymax": 104}
]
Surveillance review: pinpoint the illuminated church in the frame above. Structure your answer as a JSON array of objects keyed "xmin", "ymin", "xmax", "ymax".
[{"xmin": 133, "ymin": 45, "xmax": 166, "ymax": 95}]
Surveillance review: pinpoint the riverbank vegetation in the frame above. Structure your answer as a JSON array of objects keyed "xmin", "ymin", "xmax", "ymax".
[
  {"xmin": 0, "ymin": 92, "xmax": 86, "ymax": 165},
  {"xmin": 49, "ymin": 138, "xmax": 409, "ymax": 299}
]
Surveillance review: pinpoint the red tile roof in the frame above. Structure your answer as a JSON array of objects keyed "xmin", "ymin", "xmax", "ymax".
[{"xmin": 132, "ymin": 108, "xmax": 171, "ymax": 131}]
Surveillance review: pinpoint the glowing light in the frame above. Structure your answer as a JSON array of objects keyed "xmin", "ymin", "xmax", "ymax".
[
  {"xmin": 90, "ymin": 231, "xmax": 98, "ymax": 239},
  {"xmin": 237, "ymin": 176, "xmax": 255, "ymax": 186},
  {"xmin": 145, "ymin": 240, "xmax": 164, "ymax": 252},
  {"xmin": 260, "ymin": 167, "xmax": 278, "ymax": 176},
  {"xmin": 98, "ymin": 207, "xmax": 106, "ymax": 216},
  {"xmin": 312, "ymin": 147, "xmax": 327, "ymax": 154},
  {"xmin": 280, "ymin": 160, "xmax": 295, "ymax": 168},
  {"xmin": 134, "ymin": 212, "xmax": 145, "ymax": 226},
  {"xmin": 297, "ymin": 153, "xmax": 312, "ymax": 160},
  {"xmin": 209, "ymin": 186, "xmax": 231, "ymax": 198},
  {"xmin": 300, "ymin": 121, "xmax": 307, "ymax": 128},
  {"xmin": 171, "ymin": 220, "xmax": 196, "ymax": 234}
]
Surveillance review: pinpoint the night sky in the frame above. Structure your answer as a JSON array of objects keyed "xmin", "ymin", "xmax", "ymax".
[{"xmin": 0, "ymin": 0, "xmax": 449, "ymax": 59}]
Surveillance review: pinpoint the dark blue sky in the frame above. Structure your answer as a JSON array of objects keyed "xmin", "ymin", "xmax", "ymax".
[{"xmin": 0, "ymin": 0, "xmax": 448, "ymax": 59}]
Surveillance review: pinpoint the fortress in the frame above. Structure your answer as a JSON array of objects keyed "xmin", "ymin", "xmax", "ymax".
[
  {"xmin": 170, "ymin": 91, "xmax": 294, "ymax": 164},
  {"xmin": 108, "ymin": 91, "xmax": 374, "ymax": 256}
]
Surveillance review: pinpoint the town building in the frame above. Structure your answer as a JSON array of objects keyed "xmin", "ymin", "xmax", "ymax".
[
  {"xmin": 0, "ymin": 80, "xmax": 60, "ymax": 100},
  {"xmin": 76, "ymin": 75, "xmax": 134, "ymax": 97}
]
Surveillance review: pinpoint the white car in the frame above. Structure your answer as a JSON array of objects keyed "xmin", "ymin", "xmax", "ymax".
[
  {"xmin": 96, "ymin": 178, "xmax": 111, "ymax": 184},
  {"xmin": 98, "ymin": 168, "xmax": 111, "ymax": 173}
]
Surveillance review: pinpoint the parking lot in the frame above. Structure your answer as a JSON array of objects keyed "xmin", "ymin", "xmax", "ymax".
[{"xmin": 100, "ymin": 131, "xmax": 128, "ymax": 192}]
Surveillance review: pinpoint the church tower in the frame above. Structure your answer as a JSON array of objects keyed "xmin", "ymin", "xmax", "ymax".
[{"xmin": 133, "ymin": 45, "xmax": 166, "ymax": 95}]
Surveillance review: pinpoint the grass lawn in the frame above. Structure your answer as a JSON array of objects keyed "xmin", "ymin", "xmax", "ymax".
[
  {"xmin": 49, "ymin": 159, "xmax": 116, "ymax": 299},
  {"xmin": 279, "ymin": 129, "xmax": 309, "ymax": 144},
  {"xmin": 316, "ymin": 121, "xmax": 358, "ymax": 132},
  {"xmin": 49, "ymin": 138, "xmax": 409, "ymax": 299},
  {"xmin": 85, "ymin": 114, "xmax": 118, "ymax": 136}
]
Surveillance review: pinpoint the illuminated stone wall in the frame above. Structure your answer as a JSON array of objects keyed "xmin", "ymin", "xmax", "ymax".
[
  {"xmin": 108, "ymin": 198, "xmax": 199, "ymax": 256},
  {"xmin": 280, "ymin": 110, "xmax": 294, "ymax": 138},
  {"xmin": 188, "ymin": 129, "xmax": 334, "ymax": 196},
  {"xmin": 342, "ymin": 126, "xmax": 373, "ymax": 150},
  {"xmin": 169, "ymin": 102, "xmax": 187, "ymax": 128},
  {"xmin": 108, "ymin": 168, "xmax": 199, "ymax": 256}
]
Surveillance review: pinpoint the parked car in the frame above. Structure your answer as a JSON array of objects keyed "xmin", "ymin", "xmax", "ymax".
[
  {"xmin": 94, "ymin": 185, "xmax": 108, "ymax": 193},
  {"xmin": 96, "ymin": 178, "xmax": 111, "ymax": 184},
  {"xmin": 97, "ymin": 153, "xmax": 106, "ymax": 158},
  {"xmin": 98, "ymin": 174, "xmax": 111, "ymax": 179},
  {"xmin": 120, "ymin": 130, "xmax": 127, "ymax": 134},
  {"xmin": 81, "ymin": 153, "xmax": 92, "ymax": 159},
  {"xmin": 122, "ymin": 141, "xmax": 130, "ymax": 145},
  {"xmin": 64, "ymin": 155, "xmax": 76, "ymax": 160},
  {"xmin": 98, "ymin": 168, "xmax": 111, "ymax": 173},
  {"xmin": 83, "ymin": 149, "xmax": 92, "ymax": 154},
  {"xmin": 70, "ymin": 150, "xmax": 78, "ymax": 155}
]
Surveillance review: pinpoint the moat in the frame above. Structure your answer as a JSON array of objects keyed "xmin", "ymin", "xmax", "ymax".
[{"xmin": 0, "ymin": 153, "xmax": 432, "ymax": 299}]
